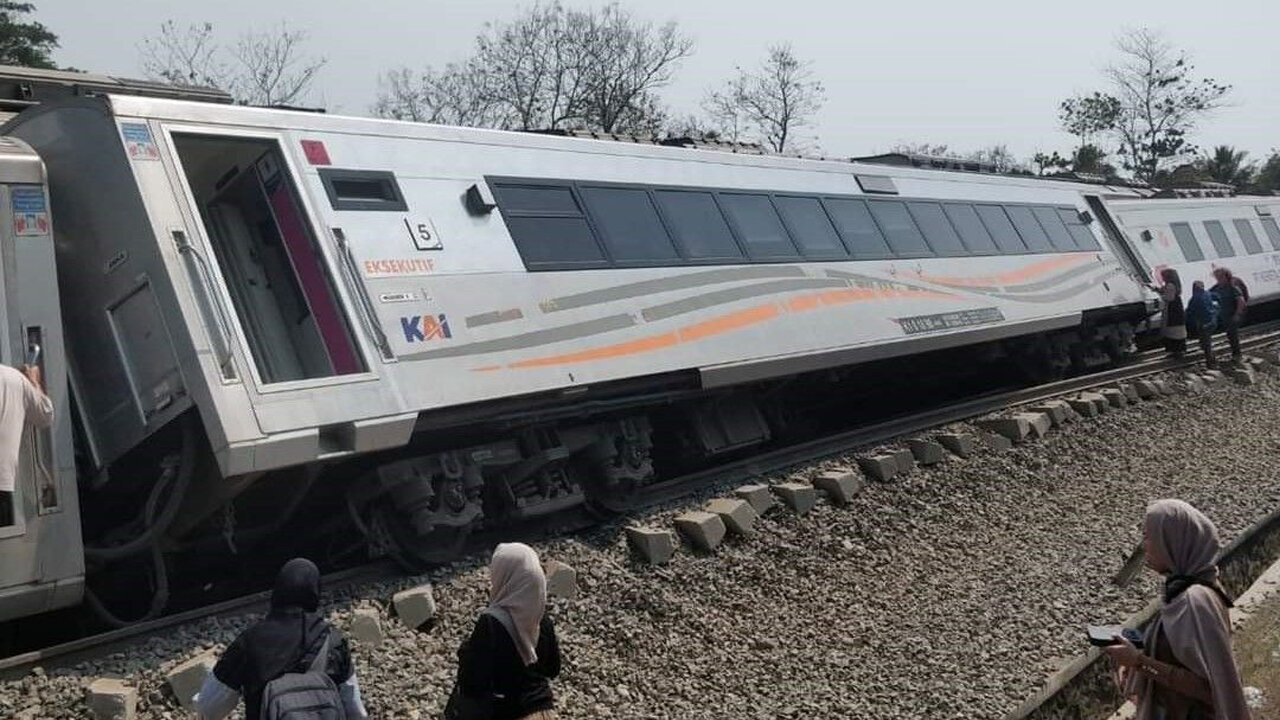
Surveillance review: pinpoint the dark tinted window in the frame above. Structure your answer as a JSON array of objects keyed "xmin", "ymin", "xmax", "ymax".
[
  {"xmin": 823, "ymin": 198, "xmax": 893, "ymax": 258},
  {"xmin": 907, "ymin": 202, "xmax": 967, "ymax": 256},
  {"xmin": 774, "ymin": 196, "xmax": 847, "ymax": 259},
  {"xmin": 1057, "ymin": 207, "xmax": 1101, "ymax": 250},
  {"xmin": 1005, "ymin": 205, "xmax": 1054, "ymax": 251},
  {"xmin": 654, "ymin": 190, "xmax": 744, "ymax": 261},
  {"xmin": 942, "ymin": 203, "xmax": 998, "ymax": 254},
  {"xmin": 868, "ymin": 200, "xmax": 931, "ymax": 256},
  {"xmin": 492, "ymin": 185, "xmax": 580, "ymax": 214},
  {"xmin": 505, "ymin": 216, "xmax": 606, "ymax": 267},
  {"xmin": 975, "ymin": 205, "xmax": 1027, "ymax": 253},
  {"xmin": 1233, "ymin": 219, "xmax": 1264, "ymax": 255},
  {"xmin": 1262, "ymin": 217, "xmax": 1280, "ymax": 250},
  {"xmin": 1033, "ymin": 206, "xmax": 1078, "ymax": 251},
  {"xmin": 1203, "ymin": 220, "xmax": 1234, "ymax": 257},
  {"xmin": 718, "ymin": 193, "xmax": 799, "ymax": 260},
  {"xmin": 1170, "ymin": 222, "xmax": 1205, "ymax": 262},
  {"xmin": 319, "ymin": 169, "xmax": 408, "ymax": 211},
  {"xmin": 579, "ymin": 186, "xmax": 679, "ymax": 264}
]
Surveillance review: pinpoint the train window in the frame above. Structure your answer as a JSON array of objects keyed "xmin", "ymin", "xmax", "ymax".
[
  {"xmin": 504, "ymin": 216, "xmax": 607, "ymax": 267},
  {"xmin": 492, "ymin": 184, "xmax": 581, "ymax": 214},
  {"xmin": 907, "ymin": 202, "xmax": 967, "ymax": 256},
  {"xmin": 718, "ymin": 193, "xmax": 801, "ymax": 260},
  {"xmin": 1031, "ymin": 207, "xmax": 1079, "ymax": 251},
  {"xmin": 823, "ymin": 198, "xmax": 893, "ymax": 259},
  {"xmin": 1169, "ymin": 222, "xmax": 1205, "ymax": 262},
  {"xmin": 942, "ymin": 203, "xmax": 998, "ymax": 254},
  {"xmin": 773, "ymin": 196, "xmax": 847, "ymax": 259},
  {"xmin": 493, "ymin": 181, "xmax": 610, "ymax": 269},
  {"xmin": 317, "ymin": 169, "xmax": 408, "ymax": 212},
  {"xmin": 579, "ymin": 186, "xmax": 680, "ymax": 264},
  {"xmin": 1005, "ymin": 206, "xmax": 1054, "ymax": 252},
  {"xmin": 1203, "ymin": 220, "xmax": 1234, "ymax": 258},
  {"xmin": 1262, "ymin": 217, "xmax": 1280, "ymax": 250},
  {"xmin": 974, "ymin": 205, "xmax": 1027, "ymax": 254},
  {"xmin": 1056, "ymin": 207, "xmax": 1101, "ymax": 251},
  {"xmin": 868, "ymin": 200, "xmax": 931, "ymax": 257},
  {"xmin": 1233, "ymin": 219, "xmax": 1264, "ymax": 255},
  {"xmin": 654, "ymin": 190, "xmax": 745, "ymax": 261}
]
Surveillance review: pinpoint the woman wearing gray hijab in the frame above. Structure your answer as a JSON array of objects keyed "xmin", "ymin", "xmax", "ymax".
[{"xmin": 1103, "ymin": 499, "xmax": 1249, "ymax": 719}]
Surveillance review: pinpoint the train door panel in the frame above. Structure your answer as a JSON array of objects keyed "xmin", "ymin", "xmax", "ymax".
[
  {"xmin": 169, "ymin": 132, "xmax": 368, "ymax": 387},
  {"xmin": 1085, "ymin": 195, "xmax": 1149, "ymax": 283}
]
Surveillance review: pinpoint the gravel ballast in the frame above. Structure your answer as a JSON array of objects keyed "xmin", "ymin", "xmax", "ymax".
[{"xmin": 5, "ymin": 364, "xmax": 1280, "ymax": 719}]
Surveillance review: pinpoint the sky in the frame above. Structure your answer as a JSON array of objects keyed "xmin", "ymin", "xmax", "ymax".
[{"xmin": 37, "ymin": 0, "xmax": 1280, "ymax": 166}]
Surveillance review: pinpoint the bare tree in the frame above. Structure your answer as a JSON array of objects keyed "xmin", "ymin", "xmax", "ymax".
[
  {"xmin": 229, "ymin": 23, "xmax": 326, "ymax": 106},
  {"xmin": 1060, "ymin": 28, "xmax": 1230, "ymax": 181},
  {"xmin": 707, "ymin": 45, "xmax": 825, "ymax": 153},
  {"xmin": 139, "ymin": 21, "xmax": 227, "ymax": 88},
  {"xmin": 579, "ymin": 4, "xmax": 692, "ymax": 133},
  {"xmin": 138, "ymin": 20, "xmax": 325, "ymax": 106},
  {"xmin": 374, "ymin": 65, "xmax": 497, "ymax": 127},
  {"xmin": 375, "ymin": 3, "xmax": 689, "ymax": 133},
  {"xmin": 888, "ymin": 142, "xmax": 953, "ymax": 157}
]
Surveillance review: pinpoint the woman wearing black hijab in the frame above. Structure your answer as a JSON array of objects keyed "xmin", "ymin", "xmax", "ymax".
[{"xmin": 194, "ymin": 558, "xmax": 370, "ymax": 719}]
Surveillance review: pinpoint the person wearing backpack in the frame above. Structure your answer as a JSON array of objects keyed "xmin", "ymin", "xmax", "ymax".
[
  {"xmin": 1210, "ymin": 268, "xmax": 1244, "ymax": 363},
  {"xmin": 446, "ymin": 542, "xmax": 562, "ymax": 720},
  {"xmin": 1184, "ymin": 281, "xmax": 1219, "ymax": 369},
  {"xmin": 194, "ymin": 558, "xmax": 369, "ymax": 719}
]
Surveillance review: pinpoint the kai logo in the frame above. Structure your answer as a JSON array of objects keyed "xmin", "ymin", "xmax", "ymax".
[{"xmin": 401, "ymin": 314, "xmax": 452, "ymax": 343}]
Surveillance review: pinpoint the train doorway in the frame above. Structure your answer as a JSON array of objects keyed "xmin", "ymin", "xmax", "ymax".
[{"xmin": 171, "ymin": 134, "xmax": 366, "ymax": 384}]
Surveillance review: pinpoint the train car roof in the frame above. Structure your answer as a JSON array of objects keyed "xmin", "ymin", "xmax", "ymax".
[
  {"xmin": 0, "ymin": 65, "xmax": 230, "ymax": 120},
  {"xmin": 20, "ymin": 92, "xmax": 1142, "ymax": 200}
]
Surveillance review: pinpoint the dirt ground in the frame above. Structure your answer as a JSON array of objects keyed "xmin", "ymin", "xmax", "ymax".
[{"xmin": 1235, "ymin": 587, "xmax": 1280, "ymax": 719}]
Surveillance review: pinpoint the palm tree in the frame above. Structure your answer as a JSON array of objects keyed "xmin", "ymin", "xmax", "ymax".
[{"xmin": 1200, "ymin": 146, "xmax": 1255, "ymax": 187}]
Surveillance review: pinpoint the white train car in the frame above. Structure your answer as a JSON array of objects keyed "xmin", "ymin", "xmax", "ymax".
[
  {"xmin": 1107, "ymin": 197, "xmax": 1280, "ymax": 302},
  {"xmin": 1, "ymin": 92, "xmax": 1162, "ymax": 620}
]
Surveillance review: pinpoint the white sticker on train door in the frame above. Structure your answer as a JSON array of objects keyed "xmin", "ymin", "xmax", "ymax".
[
  {"xmin": 121, "ymin": 123, "xmax": 160, "ymax": 161},
  {"xmin": 11, "ymin": 186, "xmax": 49, "ymax": 237}
]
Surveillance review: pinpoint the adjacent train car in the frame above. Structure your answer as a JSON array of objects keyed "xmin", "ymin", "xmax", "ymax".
[
  {"xmin": 1107, "ymin": 197, "xmax": 1280, "ymax": 303},
  {"xmin": 0, "ymin": 89, "xmax": 1178, "ymax": 621}
]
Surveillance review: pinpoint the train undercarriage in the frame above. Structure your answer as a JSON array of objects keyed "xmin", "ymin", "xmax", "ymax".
[{"xmin": 70, "ymin": 314, "xmax": 1147, "ymax": 624}]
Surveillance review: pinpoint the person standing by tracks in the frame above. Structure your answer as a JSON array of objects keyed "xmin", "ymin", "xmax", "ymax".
[
  {"xmin": 1102, "ymin": 499, "xmax": 1250, "ymax": 719},
  {"xmin": 446, "ymin": 542, "xmax": 562, "ymax": 720},
  {"xmin": 194, "ymin": 557, "xmax": 369, "ymax": 719},
  {"xmin": 0, "ymin": 363, "xmax": 52, "ymax": 527},
  {"xmin": 1211, "ymin": 268, "xmax": 1245, "ymax": 363},
  {"xmin": 1151, "ymin": 268, "xmax": 1187, "ymax": 358},
  {"xmin": 1184, "ymin": 281, "xmax": 1219, "ymax": 369}
]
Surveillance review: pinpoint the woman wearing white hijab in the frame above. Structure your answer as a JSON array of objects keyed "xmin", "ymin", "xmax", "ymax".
[
  {"xmin": 450, "ymin": 542, "xmax": 561, "ymax": 720},
  {"xmin": 1103, "ymin": 499, "xmax": 1250, "ymax": 719}
]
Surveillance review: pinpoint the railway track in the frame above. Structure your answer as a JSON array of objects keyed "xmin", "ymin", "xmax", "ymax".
[{"xmin": 4, "ymin": 323, "xmax": 1278, "ymax": 681}]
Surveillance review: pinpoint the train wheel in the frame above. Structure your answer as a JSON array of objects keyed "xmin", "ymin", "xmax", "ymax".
[{"xmin": 367, "ymin": 500, "xmax": 473, "ymax": 573}]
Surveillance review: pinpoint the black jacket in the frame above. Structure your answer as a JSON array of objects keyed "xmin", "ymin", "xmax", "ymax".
[{"xmin": 458, "ymin": 612, "xmax": 561, "ymax": 720}]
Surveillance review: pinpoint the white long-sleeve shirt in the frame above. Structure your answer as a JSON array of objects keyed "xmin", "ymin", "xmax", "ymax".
[{"xmin": 0, "ymin": 365, "xmax": 51, "ymax": 494}]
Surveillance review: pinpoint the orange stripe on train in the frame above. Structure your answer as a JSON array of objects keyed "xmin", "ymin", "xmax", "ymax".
[
  {"xmin": 489, "ymin": 286, "xmax": 952, "ymax": 371},
  {"xmin": 912, "ymin": 255, "xmax": 1090, "ymax": 288}
]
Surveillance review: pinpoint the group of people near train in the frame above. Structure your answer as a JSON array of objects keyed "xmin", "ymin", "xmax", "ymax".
[
  {"xmin": 191, "ymin": 542, "xmax": 560, "ymax": 720},
  {"xmin": 1153, "ymin": 266, "xmax": 1250, "ymax": 368},
  {"xmin": 181, "ymin": 497, "xmax": 1253, "ymax": 720}
]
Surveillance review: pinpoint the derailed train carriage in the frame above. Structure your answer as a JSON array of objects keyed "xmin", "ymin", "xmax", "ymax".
[{"xmin": 0, "ymin": 65, "xmax": 1274, "ymax": 624}]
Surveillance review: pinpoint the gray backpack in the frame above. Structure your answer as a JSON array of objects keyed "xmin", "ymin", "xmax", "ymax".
[{"xmin": 259, "ymin": 630, "xmax": 347, "ymax": 720}]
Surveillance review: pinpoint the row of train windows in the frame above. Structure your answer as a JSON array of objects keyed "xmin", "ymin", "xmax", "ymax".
[
  {"xmin": 1168, "ymin": 218, "xmax": 1280, "ymax": 263},
  {"xmin": 488, "ymin": 179, "xmax": 1102, "ymax": 270}
]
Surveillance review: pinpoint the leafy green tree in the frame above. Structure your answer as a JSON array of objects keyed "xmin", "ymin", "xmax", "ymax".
[
  {"xmin": 0, "ymin": 2, "xmax": 57, "ymax": 69},
  {"xmin": 1198, "ymin": 145, "xmax": 1254, "ymax": 187},
  {"xmin": 1250, "ymin": 151, "xmax": 1280, "ymax": 195}
]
